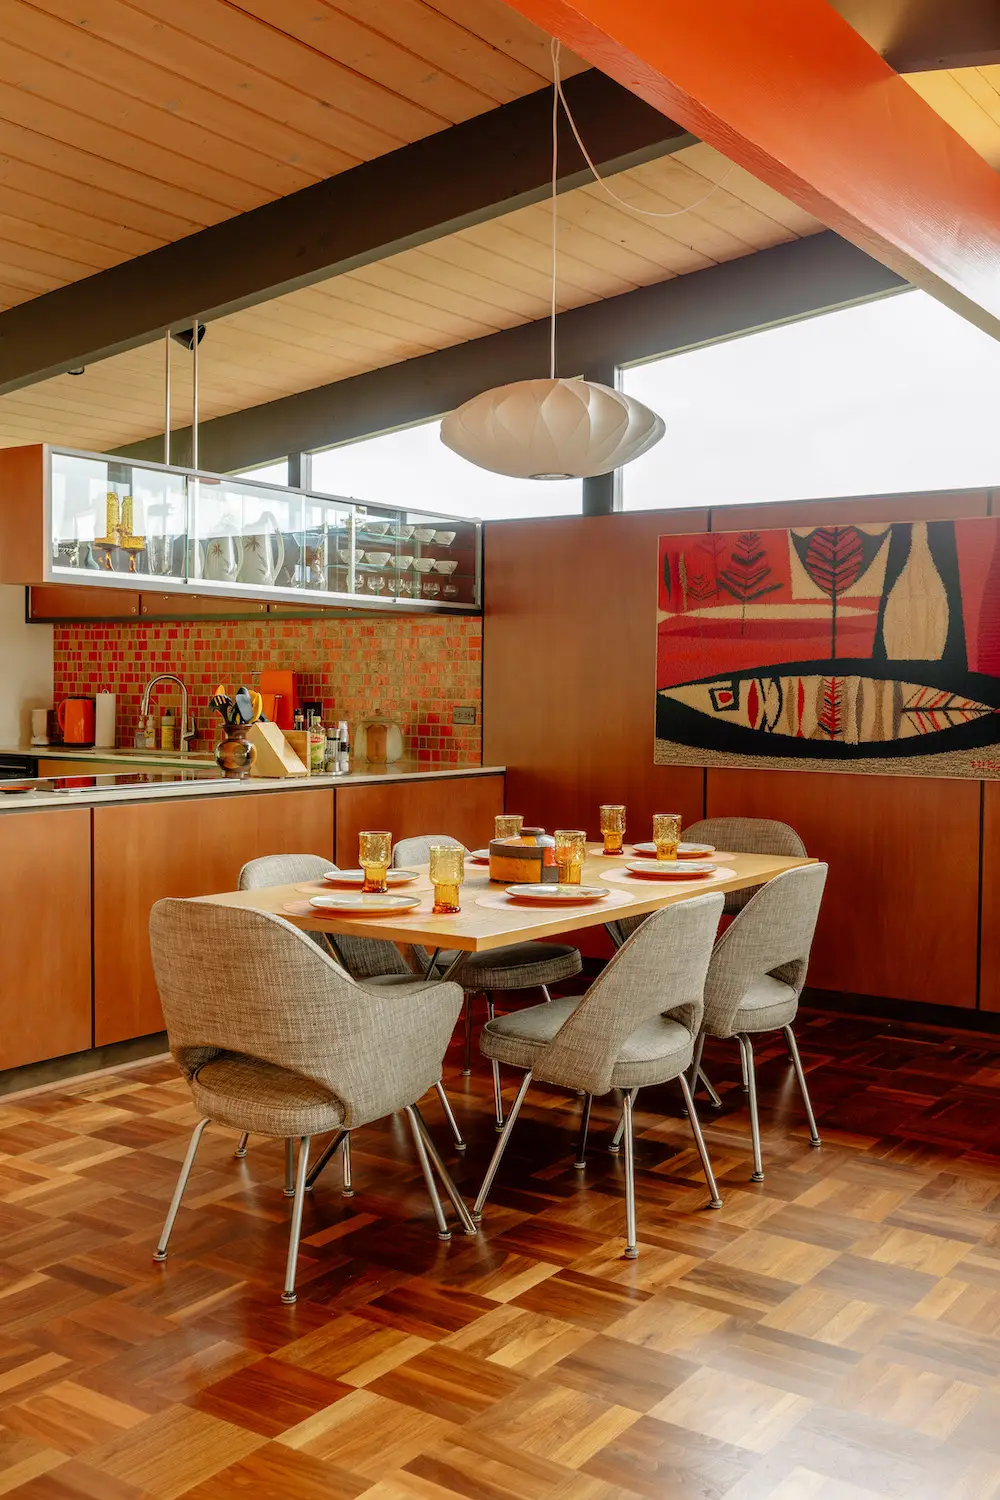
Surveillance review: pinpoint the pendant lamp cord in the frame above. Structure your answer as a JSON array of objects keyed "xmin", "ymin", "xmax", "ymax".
[
  {"xmin": 550, "ymin": 40, "xmax": 560, "ymax": 381},
  {"xmin": 550, "ymin": 37, "xmax": 736, "ymax": 222}
]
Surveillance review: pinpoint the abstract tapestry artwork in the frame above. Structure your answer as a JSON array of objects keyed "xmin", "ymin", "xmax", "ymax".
[{"xmin": 655, "ymin": 519, "xmax": 1000, "ymax": 778}]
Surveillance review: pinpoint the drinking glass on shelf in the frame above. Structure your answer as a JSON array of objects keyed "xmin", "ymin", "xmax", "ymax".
[
  {"xmin": 652, "ymin": 813, "xmax": 682, "ymax": 861},
  {"xmin": 599, "ymin": 804, "xmax": 626, "ymax": 856},
  {"xmin": 443, "ymin": 583, "xmax": 460, "ymax": 600},
  {"xmin": 429, "ymin": 845, "xmax": 464, "ymax": 914},
  {"xmin": 358, "ymin": 830, "xmax": 392, "ymax": 893},
  {"xmin": 495, "ymin": 814, "xmax": 523, "ymax": 840},
  {"xmin": 422, "ymin": 579, "xmax": 440, "ymax": 599},
  {"xmin": 554, "ymin": 830, "xmax": 586, "ymax": 885}
]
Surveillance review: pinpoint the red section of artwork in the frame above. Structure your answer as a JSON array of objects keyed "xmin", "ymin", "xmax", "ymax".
[
  {"xmin": 659, "ymin": 531, "xmax": 792, "ymax": 615},
  {"xmin": 957, "ymin": 524, "xmax": 1000, "ymax": 675},
  {"xmin": 656, "ymin": 610, "xmax": 879, "ymax": 689}
]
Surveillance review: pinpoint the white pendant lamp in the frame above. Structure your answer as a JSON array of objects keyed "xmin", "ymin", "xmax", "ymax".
[
  {"xmin": 440, "ymin": 377, "xmax": 664, "ymax": 480},
  {"xmin": 440, "ymin": 41, "xmax": 664, "ymax": 483}
]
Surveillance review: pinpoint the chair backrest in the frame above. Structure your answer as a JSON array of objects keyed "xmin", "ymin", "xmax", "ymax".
[
  {"xmin": 149, "ymin": 899, "xmax": 460, "ymax": 1126},
  {"xmin": 685, "ymin": 817, "xmax": 807, "ymax": 914},
  {"xmin": 702, "ymin": 862, "xmax": 828, "ymax": 1038},
  {"xmin": 533, "ymin": 892, "xmax": 724, "ymax": 1095},
  {"xmin": 393, "ymin": 833, "xmax": 466, "ymax": 867},
  {"xmin": 238, "ymin": 853, "xmax": 409, "ymax": 979}
]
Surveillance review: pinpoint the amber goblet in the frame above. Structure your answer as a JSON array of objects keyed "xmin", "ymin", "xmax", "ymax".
[{"xmin": 358, "ymin": 830, "xmax": 392, "ymax": 893}]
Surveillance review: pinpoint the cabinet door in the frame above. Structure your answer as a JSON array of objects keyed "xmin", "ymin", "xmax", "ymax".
[
  {"xmin": 0, "ymin": 809, "xmax": 92, "ymax": 1066},
  {"xmin": 335, "ymin": 775, "xmax": 504, "ymax": 866},
  {"xmin": 29, "ymin": 584, "xmax": 140, "ymax": 620},
  {"xmin": 140, "ymin": 593, "xmax": 268, "ymax": 618},
  {"xmin": 92, "ymin": 790, "xmax": 335, "ymax": 1045}
]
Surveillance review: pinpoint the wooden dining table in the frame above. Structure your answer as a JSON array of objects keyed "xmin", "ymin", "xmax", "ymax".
[{"xmin": 201, "ymin": 844, "xmax": 817, "ymax": 973}]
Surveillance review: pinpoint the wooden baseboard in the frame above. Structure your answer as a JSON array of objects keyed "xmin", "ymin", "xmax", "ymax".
[{"xmin": 0, "ymin": 1033, "xmax": 168, "ymax": 1100}]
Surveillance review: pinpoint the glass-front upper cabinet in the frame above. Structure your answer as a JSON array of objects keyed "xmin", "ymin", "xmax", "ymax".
[{"xmin": 43, "ymin": 447, "xmax": 481, "ymax": 611}]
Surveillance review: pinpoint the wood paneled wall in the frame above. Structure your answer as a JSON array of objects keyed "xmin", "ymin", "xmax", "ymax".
[{"xmin": 484, "ymin": 489, "xmax": 996, "ymax": 1011}]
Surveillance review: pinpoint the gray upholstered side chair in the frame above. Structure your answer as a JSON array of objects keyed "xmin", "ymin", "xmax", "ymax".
[
  {"xmin": 393, "ymin": 834, "xmax": 584, "ymax": 1128},
  {"xmin": 237, "ymin": 853, "xmax": 467, "ymax": 1169},
  {"xmin": 472, "ymin": 892, "xmax": 726, "ymax": 1259},
  {"xmin": 698, "ymin": 862, "xmax": 828, "ymax": 1182},
  {"xmin": 606, "ymin": 817, "xmax": 808, "ymax": 1108},
  {"xmin": 149, "ymin": 899, "xmax": 475, "ymax": 1304}
]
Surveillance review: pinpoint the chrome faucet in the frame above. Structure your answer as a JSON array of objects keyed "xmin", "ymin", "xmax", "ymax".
[{"xmin": 139, "ymin": 673, "xmax": 196, "ymax": 752}]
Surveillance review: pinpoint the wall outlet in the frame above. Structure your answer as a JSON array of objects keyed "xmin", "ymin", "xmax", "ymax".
[{"xmin": 452, "ymin": 705, "xmax": 477, "ymax": 725}]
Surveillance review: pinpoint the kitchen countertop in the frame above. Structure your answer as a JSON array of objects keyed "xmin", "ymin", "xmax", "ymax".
[{"xmin": 0, "ymin": 760, "xmax": 504, "ymax": 811}]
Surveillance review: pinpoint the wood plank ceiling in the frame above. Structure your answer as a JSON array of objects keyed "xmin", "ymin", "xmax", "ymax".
[
  {"xmin": 0, "ymin": 0, "xmax": 998, "ymax": 457},
  {"xmin": 0, "ymin": 144, "xmax": 822, "ymax": 451},
  {"xmin": 0, "ymin": 0, "xmax": 587, "ymax": 310}
]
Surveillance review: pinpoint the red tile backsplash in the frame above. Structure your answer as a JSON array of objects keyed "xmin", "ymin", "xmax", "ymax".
[{"xmin": 53, "ymin": 615, "xmax": 482, "ymax": 763}]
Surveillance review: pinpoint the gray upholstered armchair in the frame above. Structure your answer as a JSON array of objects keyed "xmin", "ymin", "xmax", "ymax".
[
  {"xmin": 472, "ymin": 891, "xmax": 726, "ymax": 1259},
  {"xmin": 149, "ymin": 898, "xmax": 475, "ymax": 1303}
]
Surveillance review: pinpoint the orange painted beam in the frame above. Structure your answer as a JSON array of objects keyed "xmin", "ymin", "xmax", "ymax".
[{"xmin": 500, "ymin": 0, "xmax": 1000, "ymax": 338}]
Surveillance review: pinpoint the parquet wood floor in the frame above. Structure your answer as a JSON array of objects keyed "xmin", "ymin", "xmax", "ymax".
[{"xmin": 1, "ymin": 1004, "xmax": 1000, "ymax": 1498}]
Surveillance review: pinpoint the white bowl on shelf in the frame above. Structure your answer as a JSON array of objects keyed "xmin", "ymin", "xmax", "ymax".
[
  {"xmin": 397, "ymin": 554, "xmax": 414, "ymax": 570},
  {"xmin": 434, "ymin": 530, "xmax": 456, "ymax": 545},
  {"xmin": 413, "ymin": 527, "xmax": 435, "ymax": 543},
  {"xmin": 433, "ymin": 559, "xmax": 458, "ymax": 574},
  {"xmin": 337, "ymin": 548, "xmax": 352, "ymax": 564},
  {"xmin": 413, "ymin": 557, "xmax": 435, "ymax": 573},
  {"xmin": 365, "ymin": 550, "xmax": 392, "ymax": 567},
  {"xmin": 362, "ymin": 520, "xmax": 389, "ymax": 537},
  {"xmin": 396, "ymin": 525, "xmax": 414, "ymax": 540}
]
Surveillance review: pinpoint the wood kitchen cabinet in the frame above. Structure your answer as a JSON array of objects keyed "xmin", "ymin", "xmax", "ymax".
[
  {"xmin": 139, "ymin": 593, "xmax": 268, "ymax": 618},
  {"xmin": 334, "ymin": 774, "xmax": 504, "ymax": 866},
  {"xmin": 28, "ymin": 584, "xmax": 140, "ymax": 620},
  {"xmin": 0, "ymin": 809, "xmax": 92, "ymax": 1066},
  {"xmin": 92, "ymin": 789, "xmax": 335, "ymax": 1044}
]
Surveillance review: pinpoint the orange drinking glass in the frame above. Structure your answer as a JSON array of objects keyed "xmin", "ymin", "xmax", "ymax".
[
  {"xmin": 358, "ymin": 830, "xmax": 392, "ymax": 893},
  {"xmin": 599, "ymin": 804, "xmax": 626, "ymax": 856},
  {"xmin": 554, "ymin": 829, "xmax": 586, "ymax": 885},
  {"xmin": 652, "ymin": 813, "xmax": 682, "ymax": 861},
  {"xmin": 429, "ymin": 845, "xmax": 464, "ymax": 914},
  {"xmin": 495, "ymin": 814, "xmax": 523, "ymax": 840}
]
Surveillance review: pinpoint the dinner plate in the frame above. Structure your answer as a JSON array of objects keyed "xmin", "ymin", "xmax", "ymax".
[
  {"xmin": 625, "ymin": 859, "xmax": 717, "ymax": 878},
  {"xmin": 309, "ymin": 892, "xmax": 422, "ymax": 914},
  {"xmin": 324, "ymin": 868, "xmax": 419, "ymax": 886},
  {"xmin": 506, "ymin": 883, "xmax": 610, "ymax": 903},
  {"xmin": 468, "ymin": 849, "xmax": 491, "ymax": 863},
  {"xmin": 632, "ymin": 841, "xmax": 715, "ymax": 858}
]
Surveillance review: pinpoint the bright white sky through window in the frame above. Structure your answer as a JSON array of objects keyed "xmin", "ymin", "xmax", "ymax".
[
  {"xmin": 310, "ymin": 421, "xmax": 581, "ymax": 520},
  {"xmin": 622, "ymin": 288, "xmax": 1000, "ymax": 510}
]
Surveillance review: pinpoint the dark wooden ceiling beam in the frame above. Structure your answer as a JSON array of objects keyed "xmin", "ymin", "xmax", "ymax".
[
  {"xmin": 115, "ymin": 232, "xmax": 905, "ymax": 473},
  {"xmin": 829, "ymin": 0, "xmax": 1000, "ymax": 71},
  {"xmin": 0, "ymin": 71, "xmax": 693, "ymax": 398}
]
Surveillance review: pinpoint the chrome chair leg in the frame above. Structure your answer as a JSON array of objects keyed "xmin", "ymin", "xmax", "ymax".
[
  {"xmin": 341, "ymin": 1133, "xmax": 354, "ymax": 1195},
  {"xmin": 738, "ymin": 1034, "xmax": 765, "ymax": 1182},
  {"xmin": 154, "ymin": 1116, "xmax": 210, "ymax": 1262},
  {"xmin": 540, "ymin": 985, "xmax": 552, "ymax": 1002},
  {"xmin": 677, "ymin": 1072, "xmax": 724, "ymax": 1208},
  {"xmin": 484, "ymin": 994, "xmax": 505, "ymax": 1132},
  {"xmin": 304, "ymin": 1128, "xmax": 348, "ymax": 1191},
  {"xmin": 608, "ymin": 1087, "xmax": 638, "ymax": 1154},
  {"xmin": 234, "ymin": 1131, "xmax": 249, "ymax": 1158},
  {"xmin": 405, "ymin": 1104, "xmax": 452, "ymax": 1240},
  {"xmin": 434, "ymin": 1081, "xmax": 466, "ymax": 1152},
  {"xmin": 740, "ymin": 1043, "xmax": 750, "ymax": 1092},
  {"xmin": 283, "ymin": 1137, "xmax": 296, "ymax": 1197},
  {"xmin": 622, "ymin": 1090, "xmax": 638, "ymax": 1259},
  {"xmin": 491, "ymin": 1061, "xmax": 505, "ymax": 1132},
  {"xmin": 462, "ymin": 993, "xmax": 474, "ymax": 1076},
  {"xmin": 784, "ymin": 1024, "xmax": 821, "ymax": 1147},
  {"xmin": 411, "ymin": 1106, "xmax": 477, "ymax": 1236},
  {"xmin": 698, "ymin": 1068, "xmax": 723, "ymax": 1109},
  {"xmin": 575, "ymin": 1093, "xmax": 593, "ymax": 1169},
  {"xmin": 473, "ymin": 1070, "xmax": 532, "ymax": 1220},
  {"xmin": 281, "ymin": 1136, "xmax": 311, "ymax": 1304}
]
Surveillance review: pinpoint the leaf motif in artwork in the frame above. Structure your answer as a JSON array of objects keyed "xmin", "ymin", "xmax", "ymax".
[{"xmin": 717, "ymin": 533, "xmax": 782, "ymax": 605}]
